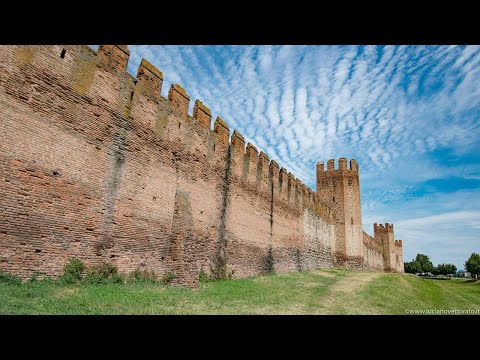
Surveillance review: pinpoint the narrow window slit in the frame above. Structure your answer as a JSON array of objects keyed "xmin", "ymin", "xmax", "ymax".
[{"xmin": 60, "ymin": 49, "xmax": 66, "ymax": 59}]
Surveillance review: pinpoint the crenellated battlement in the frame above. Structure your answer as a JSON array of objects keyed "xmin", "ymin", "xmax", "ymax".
[
  {"xmin": 394, "ymin": 240, "xmax": 403, "ymax": 247},
  {"xmin": 193, "ymin": 100, "xmax": 212, "ymax": 130},
  {"xmin": 136, "ymin": 58, "xmax": 163, "ymax": 101},
  {"xmin": 98, "ymin": 45, "xmax": 130, "ymax": 73},
  {"xmin": 111, "ymin": 45, "xmax": 129, "ymax": 55},
  {"xmin": 168, "ymin": 84, "xmax": 190, "ymax": 116},
  {"xmin": 138, "ymin": 58, "xmax": 163, "ymax": 79},
  {"xmin": 316, "ymin": 158, "xmax": 359, "ymax": 173},
  {"xmin": 374, "ymin": 223, "xmax": 394, "ymax": 232},
  {"xmin": 270, "ymin": 160, "xmax": 280, "ymax": 176},
  {"xmin": 213, "ymin": 117, "xmax": 229, "ymax": 146}
]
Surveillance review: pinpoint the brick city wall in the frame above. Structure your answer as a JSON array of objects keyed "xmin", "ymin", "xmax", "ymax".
[
  {"xmin": 362, "ymin": 231, "xmax": 384, "ymax": 270},
  {"xmin": 0, "ymin": 45, "xmax": 403, "ymax": 287}
]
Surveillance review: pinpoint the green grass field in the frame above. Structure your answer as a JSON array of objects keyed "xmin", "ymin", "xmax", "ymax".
[{"xmin": 1, "ymin": 269, "xmax": 479, "ymax": 314}]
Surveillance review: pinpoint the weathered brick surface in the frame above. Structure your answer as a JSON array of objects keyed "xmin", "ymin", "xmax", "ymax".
[
  {"xmin": 0, "ymin": 45, "xmax": 404, "ymax": 287},
  {"xmin": 362, "ymin": 231, "xmax": 384, "ymax": 270}
]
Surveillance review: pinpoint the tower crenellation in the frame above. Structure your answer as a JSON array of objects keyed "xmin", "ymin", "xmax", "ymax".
[
  {"xmin": 317, "ymin": 158, "xmax": 359, "ymax": 173},
  {"xmin": 327, "ymin": 159, "xmax": 335, "ymax": 171},
  {"xmin": 338, "ymin": 157, "xmax": 347, "ymax": 170},
  {"xmin": 350, "ymin": 159, "xmax": 358, "ymax": 172}
]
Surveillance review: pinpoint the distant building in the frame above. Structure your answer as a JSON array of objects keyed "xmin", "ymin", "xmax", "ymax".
[{"xmin": 457, "ymin": 270, "xmax": 472, "ymax": 278}]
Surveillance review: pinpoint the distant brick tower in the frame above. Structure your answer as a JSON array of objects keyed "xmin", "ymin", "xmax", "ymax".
[
  {"xmin": 316, "ymin": 158, "xmax": 363, "ymax": 267},
  {"xmin": 374, "ymin": 223, "xmax": 403, "ymax": 272}
]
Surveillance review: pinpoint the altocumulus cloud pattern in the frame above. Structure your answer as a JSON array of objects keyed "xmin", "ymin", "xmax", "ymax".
[{"xmin": 90, "ymin": 45, "xmax": 480, "ymax": 269}]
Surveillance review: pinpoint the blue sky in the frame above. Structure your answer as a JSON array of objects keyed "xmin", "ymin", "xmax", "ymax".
[{"xmin": 92, "ymin": 45, "xmax": 480, "ymax": 270}]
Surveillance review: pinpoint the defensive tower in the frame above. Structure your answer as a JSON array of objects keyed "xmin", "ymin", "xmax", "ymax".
[{"xmin": 316, "ymin": 158, "xmax": 363, "ymax": 267}]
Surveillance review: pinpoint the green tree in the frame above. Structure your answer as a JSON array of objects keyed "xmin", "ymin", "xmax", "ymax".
[
  {"xmin": 438, "ymin": 264, "xmax": 447, "ymax": 276},
  {"xmin": 465, "ymin": 253, "xmax": 480, "ymax": 279},
  {"xmin": 415, "ymin": 254, "xmax": 434, "ymax": 275},
  {"xmin": 445, "ymin": 263, "xmax": 457, "ymax": 277},
  {"xmin": 431, "ymin": 266, "xmax": 441, "ymax": 277},
  {"xmin": 404, "ymin": 260, "xmax": 421, "ymax": 274}
]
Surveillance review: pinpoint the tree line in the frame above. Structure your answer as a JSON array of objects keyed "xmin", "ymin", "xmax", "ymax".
[{"xmin": 404, "ymin": 253, "xmax": 480, "ymax": 278}]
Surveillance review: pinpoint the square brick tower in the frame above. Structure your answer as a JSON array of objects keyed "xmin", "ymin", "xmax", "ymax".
[
  {"xmin": 374, "ymin": 223, "xmax": 404, "ymax": 272},
  {"xmin": 316, "ymin": 158, "xmax": 363, "ymax": 267}
]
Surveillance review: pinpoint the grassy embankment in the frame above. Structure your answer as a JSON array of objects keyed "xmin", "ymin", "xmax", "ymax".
[{"xmin": 1, "ymin": 269, "xmax": 479, "ymax": 314}]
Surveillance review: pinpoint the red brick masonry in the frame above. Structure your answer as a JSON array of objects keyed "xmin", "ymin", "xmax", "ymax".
[{"xmin": 0, "ymin": 45, "xmax": 404, "ymax": 287}]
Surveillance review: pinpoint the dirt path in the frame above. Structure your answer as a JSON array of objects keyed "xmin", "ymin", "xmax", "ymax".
[
  {"xmin": 312, "ymin": 271, "xmax": 383, "ymax": 314},
  {"xmin": 330, "ymin": 271, "xmax": 382, "ymax": 294}
]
